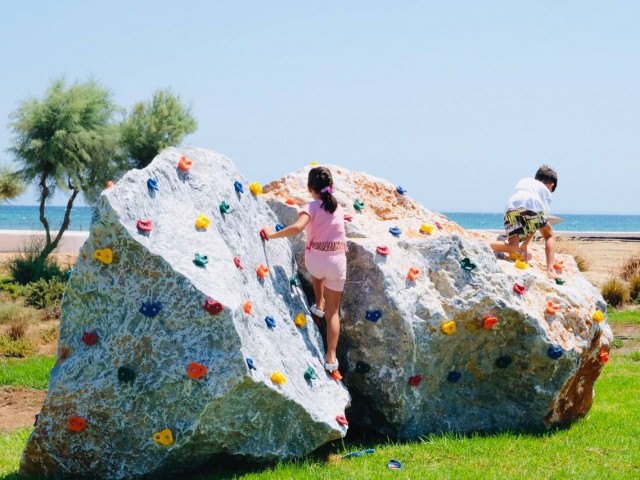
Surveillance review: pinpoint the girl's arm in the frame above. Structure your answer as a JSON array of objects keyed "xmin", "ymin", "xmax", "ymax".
[{"xmin": 262, "ymin": 213, "xmax": 310, "ymax": 240}]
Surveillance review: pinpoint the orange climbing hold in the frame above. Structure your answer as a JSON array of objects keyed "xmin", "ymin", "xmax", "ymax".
[
  {"xmin": 256, "ymin": 264, "xmax": 269, "ymax": 278},
  {"xmin": 331, "ymin": 370, "xmax": 343, "ymax": 381},
  {"xmin": 441, "ymin": 321, "xmax": 456, "ymax": 335},
  {"xmin": 286, "ymin": 198, "xmax": 296, "ymax": 205},
  {"xmin": 270, "ymin": 371, "xmax": 287, "ymax": 385},
  {"xmin": 294, "ymin": 312, "xmax": 307, "ymax": 327},
  {"xmin": 153, "ymin": 428, "xmax": 174, "ymax": 446},
  {"xmin": 93, "ymin": 248, "xmax": 113, "ymax": 265},
  {"xmin": 483, "ymin": 315, "xmax": 498, "ymax": 329},
  {"xmin": 195, "ymin": 213, "xmax": 210, "ymax": 229},
  {"xmin": 407, "ymin": 267, "xmax": 421, "ymax": 281},
  {"xmin": 419, "ymin": 224, "xmax": 435, "ymax": 235},
  {"xmin": 592, "ymin": 310, "xmax": 604, "ymax": 323},
  {"xmin": 243, "ymin": 301, "xmax": 253, "ymax": 315},
  {"xmin": 545, "ymin": 301, "xmax": 561, "ymax": 314},
  {"xmin": 553, "ymin": 260, "xmax": 564, "ymax": 271},
  {"xmin": 68, "ymin": 415, "xmax": 87, "ymax": 432},
  {"xmin": 106, "ymin": 180, "xmax": 114, "ymax": 188},
  {"xmin": 249, "ymin": 182, "xmax": 262, "ymax": 195},
  {"xmin": 178, "ymin": 155, "xmax": 192, "ymax": 171},
  {"xmin": 187, "ymin": 362, "xmax": 208, "ymax": 379}
]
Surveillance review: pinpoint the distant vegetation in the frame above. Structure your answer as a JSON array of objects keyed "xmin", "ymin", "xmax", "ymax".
[{"xmin": 602, "ymin": 255, "xmax": 640, "ymax": 308}]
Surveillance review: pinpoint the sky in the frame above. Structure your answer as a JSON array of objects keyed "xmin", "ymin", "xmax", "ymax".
[{"xmin": 0, "ymin": 1, "xmax": 638, "ymax": 215}]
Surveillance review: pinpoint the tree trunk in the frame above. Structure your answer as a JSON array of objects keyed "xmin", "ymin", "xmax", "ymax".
[{"xmin": 38, "ymin": 177, "xmax": 79, "ymax": 263}]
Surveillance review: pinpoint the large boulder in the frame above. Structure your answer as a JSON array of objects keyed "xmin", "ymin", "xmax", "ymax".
[
  {"xmin": 20, "ymin": 148, "xmax": 350, "ymax": 479},
  {"xmin": 264, "ymin": 165, "xmax": 613, "ymax": 438}
]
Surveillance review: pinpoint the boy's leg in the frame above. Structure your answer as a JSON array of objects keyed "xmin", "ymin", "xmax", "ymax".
[
  {"xmin": 323, "ymin": 287, "xmax": 342, "ymax": 367},
  {"xmin": 489, "ymin": 234, "xmax": 521, "ymax": 255},
  {"xmin": 539, "ymin": 224, "xmax": 558, "ymax": 279},
  {"xmin": 520, "ymin": 233, "xmax": 535, "ymax": 261}
]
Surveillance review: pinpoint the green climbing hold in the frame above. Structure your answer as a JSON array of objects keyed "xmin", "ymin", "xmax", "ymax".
[
  {"xmin": 219, "ymin": 201, "xmax": 231, "ymax": 214},
  {"xmin": 460, "ymin": 258, "xmax": 477, "ymax": 271},
  {"xmin": 118, "ymin": 366, "xmax": 136, "ymax": 383},
  {"xmin": 353, "ymin": 199, "xmax": 365, "ymax": 211},
  {"xmin": 289, "ymin": 275, "xmax": 300, "ymax": 287},
  {"xmin": 304, "ymin": 367, "xmax": 317, "ymax": 380},
  {"xmin": 193, "ymin": 253, "xmax": 209, "ymax": 267},
  {"xmin": 555, "ymin": 278, "xmax": 566, "ymax": 285}
]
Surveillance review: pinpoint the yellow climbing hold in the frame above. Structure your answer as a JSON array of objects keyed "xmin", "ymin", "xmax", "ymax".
[
  {"xmin": 593, "ymin": 310, "xmax": 604, "ymax": 323},
  {"xmin": 249, "ymin": 182, "xmax": 263, "ymax": 195},
  {"xmin": 310, "ymin": 161, "xmax": 319, "ymax": 166},
  {"xmin": 441, "ymin": 321, "xmax": 456, "ymax": 335},
  {"xmin": 195, "ymin": 213, "xmax": 210, "ymax": 229},
  {"xmin": 294, "ymin": 313, "xmax": 307, "ymax": 328},
  {"xmin": 153, "ymin": 428, "xmax": 174, "ymax": 446},
  {"xmin": 93, "ymin": 248, "xmax": 113, "ymax": 265},
  {"xmin": 270, "ymin": 371, "xmax": 287, "ymax": 385},
  {"xmin": 509, "ymin": 252, "xmax": 525, "ymax": 261},
  {"xmin": 514, "ymin": 260, "xmax": 528, "ymax": 270},
  {"xmin": 420, "ymin": 224, "xmax": 435, "ymax": 235}
]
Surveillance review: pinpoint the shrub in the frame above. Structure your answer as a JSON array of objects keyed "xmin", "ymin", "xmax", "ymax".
[
  {"xmin": 573, "ymin": 254, "xmax": 589, "ymax": 272},
  {"xmin": 5, "ymin": 240, "xmax": 66, "ymax": 285},
  {"xmin": 0, "ymin": 335, "xmax": 35, "ymax": 357},
  {"xmin": 0, "ymin": 303, "xmax": 37, "ymax": 325},
  {"xmin": 41, "ymin": 326, "xmax": 59, "ymax": 344},
  {"xmin": 0, "ymin": 276, "xmax": 26, "ymax": 298},
  {"xmin": 7, "ymin": 320, "xmax": 28, "ymax": 340},
  {"xmin": 24, "ymin": 279, "xmax": 66, "ymax": 310},
  {"xmin": 40, "ymin": 306, "xmax": 61, "ymax": 322},
  {"xmin": 601, "ymin": 277, "xmax": 630, "ymax": 307},
  {"xmin": 611, "ymin": 338, "xmax": 624, "ymax": 349},
  {"xmin": 630, "ymin": 351, "xmax": 640, "ymax": 362},
  {"xmin": 629, "ymin": 273, "xmax": 640, "ymax": 302},
  {"xmin": 621, "ymin": 255, "xmax": 640, "ymax": 281}
]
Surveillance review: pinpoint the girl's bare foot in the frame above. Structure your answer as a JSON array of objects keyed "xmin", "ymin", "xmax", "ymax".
[{"xmin": 547, "ymin": 269, "xmax": 559, "ymax": 280}]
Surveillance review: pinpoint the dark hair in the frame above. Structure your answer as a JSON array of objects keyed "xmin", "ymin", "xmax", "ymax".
[
  {"xmin": 535, "ymin": 165, "xmax": 558, "ymax": 192},
  {"xmin": 308, "ymin": 166, "xmax": 338, "ymax": 213}
]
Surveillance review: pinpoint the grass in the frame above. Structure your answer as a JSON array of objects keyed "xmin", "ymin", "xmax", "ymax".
[
  {"xmin": 0, "ymin": 356, "xmax": 55, "ymax": 390},
  {"xmin": 607, "ymin": 308, "xmax": 640, "ymax": 325},
  {"xmin": 0, "ymin": 428, "xmax": 31, "ymax": 479}
]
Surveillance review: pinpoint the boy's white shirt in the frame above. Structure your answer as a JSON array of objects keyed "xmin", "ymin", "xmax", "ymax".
[{"xmin": 505, "ymin": 178, "xmax": 552, "ymax": 214}]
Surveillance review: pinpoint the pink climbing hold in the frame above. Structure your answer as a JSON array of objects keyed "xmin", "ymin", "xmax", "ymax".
[
  {"xmin": 233, "ymin": 257, "xmax": 243, "ymax": 270},
  {"xmin": 136, "ymin": 219, "xmax": 153, "ymax": 232},
  {"xmin": 336, "ymin": 415, "xmax": 349, "ymax": 426},
  {"xmin": 513, "ymin": 283, "xmax": 526, "ymax": 295}
]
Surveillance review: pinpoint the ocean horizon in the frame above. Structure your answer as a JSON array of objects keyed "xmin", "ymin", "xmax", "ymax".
[{"xmin": 1, "ymin": 205, "xmax": 639, "ymax": 233}]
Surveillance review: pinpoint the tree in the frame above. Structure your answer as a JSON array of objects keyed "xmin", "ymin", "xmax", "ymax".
[
  {"xmin": 9, "ymin": 78, "xmax": 125, "ymax": 262},
  {"xmin": 0, "ymin": 165, "xmax": 25, "ymax": 201},
  {"xmin": 120, "ymin": 88, "xmax": 197, "ymax": 169}
]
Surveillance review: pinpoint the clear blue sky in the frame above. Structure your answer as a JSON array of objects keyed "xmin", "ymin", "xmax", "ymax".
[{"xmin": 1, "ymin": 1, "xmax": 638, "ymax": 214}]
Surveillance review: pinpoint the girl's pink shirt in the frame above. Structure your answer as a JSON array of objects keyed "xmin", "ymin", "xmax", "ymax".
[{"xmin": 299, "ymin": 200, "xmax": 346, "ymax": 249}]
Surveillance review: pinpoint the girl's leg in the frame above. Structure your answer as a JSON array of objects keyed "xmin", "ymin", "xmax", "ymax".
[
  {"xmin": 311, "ymin": 275, "xmax": 325, "ymax": 313},
  {"xmin": 323, "ymin": 287, "xmax": 342, "ymax": 366}
]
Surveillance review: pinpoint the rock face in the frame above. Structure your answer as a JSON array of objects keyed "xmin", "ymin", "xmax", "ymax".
[
  {"xmin": 264, "ymin": 165, "xmax": 613, "ymax": 439},
  {"xmin": 20, "ymin": 148, "xmax": 350, "ymax": 479}
]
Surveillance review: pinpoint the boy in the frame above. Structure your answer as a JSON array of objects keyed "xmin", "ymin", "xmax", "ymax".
[{"xmin": 490, "ymin": 165, "xmax": 559, "ymax": 279}]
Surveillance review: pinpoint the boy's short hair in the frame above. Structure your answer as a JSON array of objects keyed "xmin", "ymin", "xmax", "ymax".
[{"xmin": 535, "ymin": 165, "xmax": 558, "ymax": 192}]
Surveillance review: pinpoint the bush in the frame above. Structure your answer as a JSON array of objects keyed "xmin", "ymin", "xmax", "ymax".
[
  {"xmin": 621, "ymin": 255, "xmax": 640, "ymax": 281},
  {"xmin": 601, "ymin": 277, "xmax": 630, "ymax": 307},
  {"xmin": 0, "ymin": 303, "xmax": 37, "ymax": 325},
  {"xmin": 573, "ymin": 254, "xmax": 589, "ymax": 272},
  {"xmin": 629, "ymin": 273, "xmax": 640, "ymax": 302},
  {"xmin": 41, "ymin": 326, "xmax": 59, "ymax": 344},
  {"xmin": 0, "ymin": 335, "xmax": 35, "ymax": 357},
  {"xmin": 7, "ymin": 320, "xmax": 28, "ymax": 341},
  {"xmin": 0, "ymin": 276, "xmax": 26, "ymax": 298},
  {"xmin": 40, "ymin": 306, "xmax": 61, "ymax": 322},
  {"xmin": 24, "ymin": 278, "xmax": 66, "ymax": 310}
]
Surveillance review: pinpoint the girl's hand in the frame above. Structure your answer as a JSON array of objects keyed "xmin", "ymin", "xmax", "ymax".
[{"xmin": 261, "ymin": 226, "xmax": 274, "ymax": 240}]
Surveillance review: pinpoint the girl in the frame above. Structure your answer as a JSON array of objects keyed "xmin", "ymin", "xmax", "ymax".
[{"xmin": 262, "ymin": 167, "xmax": 347, "ymax": 372}]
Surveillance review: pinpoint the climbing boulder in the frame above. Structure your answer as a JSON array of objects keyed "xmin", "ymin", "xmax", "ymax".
[
  {"xmin": 264, "ymin": 165, "xmax": 613, "ymax": 438},
  {"xmin": 20, "ymin": 148, "xmax": 350, "ymax": 479}
]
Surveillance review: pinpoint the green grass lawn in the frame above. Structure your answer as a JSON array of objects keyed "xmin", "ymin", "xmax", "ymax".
[
  {"xmin": 607, "ymin": 308, "xmax": 640, "ymax": 325},
  {"xmin": 1, "ymin": 353, "xmax": 638, "ymax": 479},
  {"xmin": 0, "ymin": 356, "xmax": 55, "ymax": 390}
]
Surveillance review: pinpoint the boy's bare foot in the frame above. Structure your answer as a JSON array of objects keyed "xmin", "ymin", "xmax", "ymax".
[{"xmin": 547, "ymin": 269, "xmax": 559, "ymax": 280}]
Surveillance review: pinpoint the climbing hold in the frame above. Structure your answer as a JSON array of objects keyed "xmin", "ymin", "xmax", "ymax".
[
  {"xmin": 265, "ymin": 316, "xmax": 276, "ymax": 328},
  {"xmin": 203, "ymin": 298, "xmax": 224, "ymax": 316},
  {"xmin": 336, "ymin": 415, "xmax": 349, "ymax": 426},
  {"xmin": 117, "ymin": 366, "xmax": 136, "ymax": 383},
  {"xmin": 233, "ymin": 180, "xmax": 243, "ymax": 193},
  {"xmin": 343, "ymin": 449, "xmax": 375, "ymax": 459},
  {"xmin": 396, "ymin": 186, "xmax": 407, "ymax": 195},
  {"xmin": 153, "ymin": 429, "xmax": 174, "ymax": 446},
  {"xmin": 294, "ymin": 313, "xmax": 307, "ymax": 327},
  {"xmin": 249, "ymin": 182, "xmax": 262, "ymax": 195},
  {"xmin": 246, "ymin": 358, "xmax": 257, "ymax": 370},
  {"xmin": 419, "ymin": 224, "xmax": 435, "ymax": 235},
  {"xmin": 187, "ymin": 362, "xmax": 208, "ymax": 379},
  {"xmin": 408, "ymin": 374, "xmax": 422, "ymax": 387},
  {"xmin": 483, "ymin": 315, "xmax": 498, "ymax": 330},
  {"xmin": 136, "ymin": 219, "xmax": 153, "ymax": 232},
  {"xmin": 353, "ymin": 199, "xmax": 365, "ymax": 211},
  {"xmin": 447, "ymin": 371, "xmax": 461, "ymax": 383},
  {"xmin": 509, "ymin": 252, "xmax": 525, "ymax": 262},
  {"xmin": 355, "ymin": 361, "xmax": 371, "ymax": 374},
  {"xmin": 147, "ymin": 177, "xmax": 159, "ymax": 191},
  {"xmin": 93, "ymin": 248, "xmax": 113, "ymax": 265},
  {"xmin": 275, "ymin": 223, "xmax": 285, "ymax": 232},
  {"xmin": 407, "ymin": 267, "xmax": 421, "ymax": 281},
  {"xmin": 460, "ymin": 258, "xmax": 476, "ymax": 271},
  {"xmin": 256, "ymin": 264, "xmax": 269, "ymax": 278},
  {"xmin": 344, "ymin": 214, "xmax": 353, "ymax": 222},
  {"xmin": 219, "ymin": 201, "xmax": 231, "ymax": 214},
  {"xmin": 598, "ymin": 347, "xmax": 609, "ymax": 364},
  {"xmin": 555, "ymin": 278, "xmax": 566, "ymax": 285},
  {"xmin": 387, "ymin": 459, "xmax": 403, "ymax": 470},
  {"xmin": 515, "ymin": 259, "xmax": 528, "ymax": 270},
  {"xmin": 435, "ymin": 221, "xmax": 443, "ymax": 230},
  {"xmin": 389, "ymin": 226, "xmax": 401, "ymax": 236},
  {"xmin": 270, "ymin": 371, "xmax": 286, "ymax": 385},
  {"xmin": 310, "ymin": 161, "xmax": 319, "ymax": 166},
  {"xmin": 195, "ymin": 214, "xmax": 210, "ymax": 229},
  {"xmin": 495, "ymin": 356, "xmax": 513, "ymax": 368},
  {"xmin": 547, "ymin": 346, "xmax": 564, "ymax": 360},
  {"xmin": 376, "ymin": 245, "xmax": 390, "ymax": 256},
  {"xmin": 285, "ymin": 198, "xmax": 296, "ymax": 205},
  {"xmin": 593, "ymin": 310, "xmax": 604, "ymax": 323},
  {"xmin": 178, "ymin": 155, "xmax": 192, "ymax": 171},
  {"xmin": 365, "ymin": 310, "xmax": 382, "ymax": 322},
  {"xmin": 289, "ymin": 275, "xmax": 299, "ymax": 287},
  {"xmin": 553, "ymin": 260, "xmax": 564, "ymax": 271},
  {"xmin": 513, "ymin": 282, "xmax": 527, "ymax": 295},
  {"xmin": 68, "ymin": 415, "xmax": 87, "ymax": 432},
  {"xmin": 545, "ymin": 301, "xmax": 561, "ymax": 315},
  {"xmin": 304, "ymin": 367, "xmax": 317, "ymax": 380},
  {"xmin": 234, "ymin": 257, "xmax": 244, "ymax": 270},
  {"xmin": 81, "ymin": 331, "xmax": 99, "ymax": 346},
  {"xmin": 243, "ymin": 301, "xmax": 253, "ymax": 315},
  {"xmin": 139, "ymin": 301, "xmax": 162, "ymax": 318},
  {"xmin": 441, "ymin": 321, "xmax": 456, "ymax": 335},
  {"xmin": 193, "ymin": 253, "xmax": 209, "ymax": 267},
  {"xmin": 331, "ymin": 370, "xmax": 343, "ymax": 381},
  {"xmin": 106, "ymin": 180, "xmax": 114, "ymax": 189},
  {"xmin": 33, "ymin": 414, "xmax": 39, "ymax": 427},
  {"xmin": 259, "ymin": 229, "xmax": 269, "ymax": 241}
]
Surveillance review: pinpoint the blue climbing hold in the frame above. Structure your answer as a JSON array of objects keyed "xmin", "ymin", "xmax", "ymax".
[
  {"xmin": 139, "ymin": 301, "xmax": 162, "ymax": 318},
  {"xmin": 447, "ymin": 371, "xmax": 461, "ymax": 383},
  {"xmin": 547, "ymin": 346, "xmax": 564, "ymax": 360},
  {"xmin": 396, "ymin": 186, "xmax": 407, "ymax": 195},
  {"xmin": 387, "ymin": 459, "xmax": 403, "ymax": 470},
  {"xmin": 246, "ymin": 358, "xmax": 256, "ymax": 370},
  {"xmin": 265, "ymin": 316, "xmax": 276, "ymax": 329},
  {"xmin": 343, "ymin": 448, "xmax": 375, "ymax": 459},
  {"xmin": 147, "ymin": 177, "xmax": 159, "ymax": 191},
  {"xmin": 234, "ymin": 181, "xmax": 243, "ymax": 193},
  {"xmin": 275, "ymin": 223, "xmax": 285, "ymax": 232},
  {"xmin": 389, "ymin": 227, "xmax": 401, "ymax": 237},
  {"xmin": 365, "ymin": 310, "xmax": 382, "ymax": 322}
]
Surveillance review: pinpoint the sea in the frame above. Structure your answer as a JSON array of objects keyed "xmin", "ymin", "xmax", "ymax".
[{"xmin": 1, "ymin": 205, "xmax": 639, "ymax": 233}]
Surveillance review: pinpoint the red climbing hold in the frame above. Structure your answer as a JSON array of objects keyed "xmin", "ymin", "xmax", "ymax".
[
  {"xmin": 513, "ymin": 283, "xmax": 526, "ymax": 295},
  {"xmin": 68, "ymin": 416, "xmax": 87, "ymax": 432},
  {"xmin": 344, "ymin": 214, "xmax": 353, "ymax": 222},
  {"xmin": 257, "ymin": 264, "xmax": 269, "ymax": 278},
  {"xmin": 178, "ymin": 155, "xmax": 192, "ymax": 171},
  {"xmin": 376, "ymin": 245, "xmax": 390, "ymax": 256},
  {"xmin": 408, "ymin": 374, "xmax": 422, "ymax": 387},
  {"xmin": 81, "ymin": 331, "xmax": 99, "ymax": 346},
  {"xmin": 187, "ymin": 362, "xmax": 208, "ymax": 379},
  {"xmin": 598, "ymin": 347, "xmax": 609, "ymax": 364},
  {"xmin": 234, "ymin": 257, "xmax": 243, "ymax": 269},
  {"xmin": 286, "ymin": 198, "xmax": 296, "ymax": 205},
  {"xmin": 331, "ymin": 370, "xmax": 343, "ymax": 381},
  {"xmin": 203, "ymin": 298, "xmax": 224, "ymax": 316},
  {"xmin": 435, "ymin": 221, "xmax": 443, "ymax": 230},
  {"xmin": 136, "ymin": 219, "xmax": 153, "ymax": 232},
  {"xmin": 483, "ymin": 315, "xmax": 498, "ymax": 330},
  {"xmin": 407, "ymin": 267, "xmax": 421, "ymax": 281},
  {"xmin": 336, "ymin": 415, "xmax": 349, "ymax": 426},
  {"xmin": 260, "ymin": 229, "xmax": 269, "ymax": 241}
]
